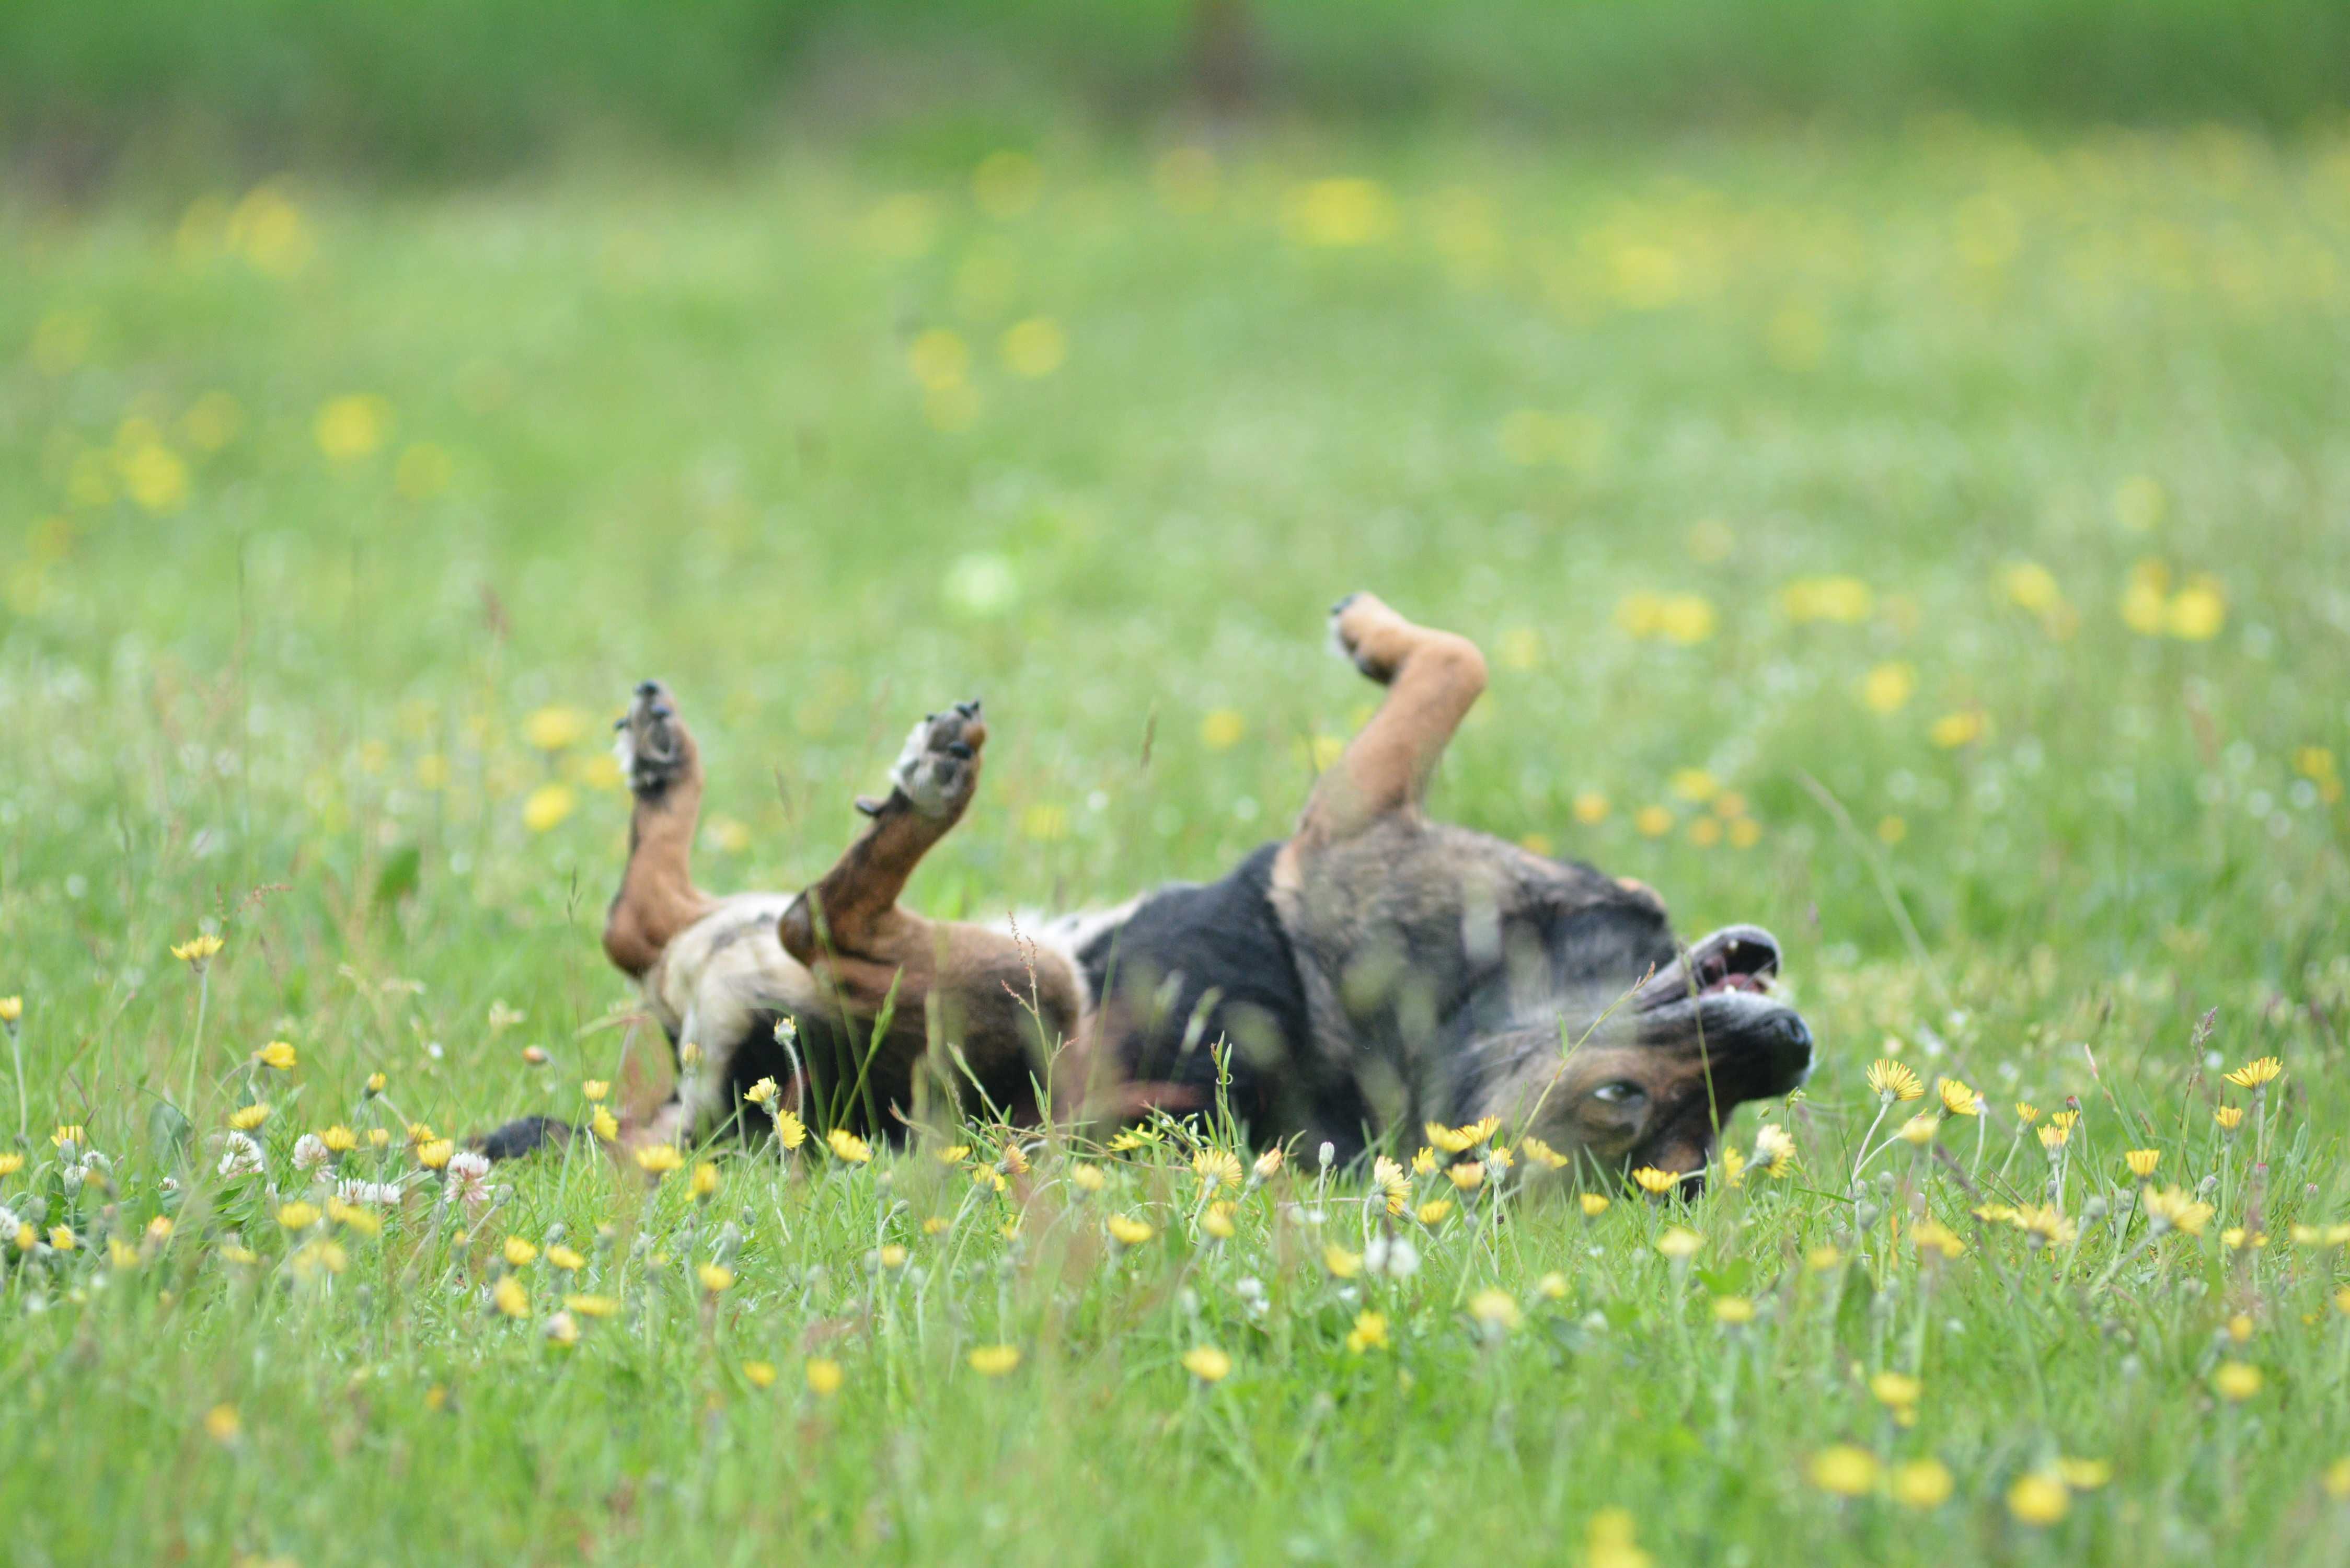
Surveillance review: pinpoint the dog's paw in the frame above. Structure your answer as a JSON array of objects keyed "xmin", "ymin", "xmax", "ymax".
[
  {"xmin": 615, "ymin": 680, "xmax": 693, "ymax": 796},
  {"xmin": 1327, "ymin": 591, "xmax": 1403, "ymax": 684},
  {"xmin": 881, "ymin": 700, "xmax": 985, "ymax": 819}
]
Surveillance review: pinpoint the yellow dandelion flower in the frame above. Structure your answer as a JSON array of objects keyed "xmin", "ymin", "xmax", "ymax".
[
  {"xmin": 492, "ymin": 1276, "xmax": 529, "ymax": 1319},
  {"xmin": 1411, "ymin": 1146, "xmax": 1438, "ymax": 1175},
  {"xmin": 582, "ymin": 1079, "xmax": 609, "ymax": 1103},
  {"xmin": 1937, "ymin": 1079, "xmax": 1980, "ymax": 1117},
  {"xmin": 1416, "ymin": 1199, "xmax": 1455, "ymax": 1225},
  {"xmin": 252, "ymin": 1040, "xmax": 297, "ymax": 1071},
  {"xmin": 1345, "ymin": 1310, "xmax": 1389, "ymax": 1354},
  {"xmin": 689, "ymin": 1161, "xmax": 720, "ymax": 1201},
  {"xmin": 1929, "ymin": 709, "xmax": 1989, "ymax": 749},
  {"xmin": 563, "ymin": 1294, "xmax": 617, "ymax": 1318},
  {"xmin": 1200, "ymin": 1204, "xmax": 1236, "ymax": 1240},
  {"xmin": 503, "ymin": 1236, "xmax": 537, "ymax": 1268},
  {"xmin": 2124, "ymin": 1148, "xmax": 2160, "ymax": 1179},
  {"xmin": 1631, "ymin": 1166, "xmax": 1679, "ymax": 1195},
  {"xmin": 1192, "ymin": 1148, "xmax": 1243, "ymax": 1191},
  {"xmin": 1468, "ymin": 1289, "xmax": 1523, "ymax": 1333},
  {"xmin": 320, "ymin": 1124, "xmax": 356, "ymax": 1153},
  {"xmin": 1655, "ymin": 1226, "xmax": 1702, "ymax": 1261},
  {"xmin": 1914, "ymin": 1221, "xmax": 1965, "ymax": 1260},
  {"xmin": 545, "ymin": 1244, "xmax": 584, "ymax": 1271},
  {"xmin": 171, "ymin": 933, "xmax": 225, "ymax": 965},
  {"xmin": 1870, "ymin": 1371, "xmax": 1922, "ymax": 1409},
  {"xmin": 1895, "ymin": 1113, "xmax": 1941, "ymax": 1147},
  {"xmin": 203, "ymin": 1404, "xmax": 241, "ymax": 1444},
  {"xmin": 1806, "ymin": 1245, "xmax": 1844, "ymax": 1272},
  {"xmin": 416, "ymin": 1138, "xmax": 455, "ymax": 1170},
  {"xmin": 1252, "ymin": 1147, "xmax": 1284, "ymax": 1181},
  {"xmin": 275, "ymin": 1201, "xmax": 319, "ymax": 1231},
  {"xmin": 697, "ymin": 1263, "xmax": 734, "ymax": 1294},
  {"xmin": 228, "ymin": 1104, "xmax": 270, "ymax": 1132},
  {"xmin": 2214, "ymin": 1361, "xmax": 2263, "ymax": 1401},
  {"xmin": 1712, "ymin": 1295, "xmax": 1756, "ymax": 1326},
  {"xmin": 0, "ymin": 1152, "xmax": 20, "ymax": 1177},
  {"xmin": 1372, "ymin": 1155, "xmax": 1409, "ymax": 1215},
  {"xmin": 1520, "ymin": 1135, "xmax": 1570, "ymax": 1171},
  {"xmin": 1891, "ymin": 1458, "xmax": 1953, "ymax": 1509},
  {"xmin": 2213, "ymin": 1105, "xmax": 2244, "ymax": 1131},
  {"xmin": 1446, "ymin": 1162, "xmax": 1486, "ymax": 1192},
  {"xmin": 522, "ymin": 782, "xmax": 576, "ymax": 834},
  {"xmin": 633, "ymin": 1144, "xmax": 682, "ymax": 1175},
  {"xmin": 1323, "ymin": 1244, "xmax": 1363, "ymax": 1279},
  {"xmin": 743, "ymin": 1078, "xmax": 777, "ymax": 1107},
  {"xmin": 1069, "ymin": 1162, "xmax": 1107, "ymax": 1193},
  {"xmin": 803, "ymin": 1356, "xmax": 844, "ymax": 1396},
  {"xmin": 1808, "ymin": 1445, "xmax": 1881, "ymax": 1497},
  {"xmin": 2226, "ymin": 1056, "xmax": 2283, "ymax": 1089},
  {"xmin": 775, "ymin": 1110, "xmax": 807, "ymax": 1149},
  {"xmin": 0, "ymin": 996, "xmax": 18, "ymax": 1023},
  {"xmin": 1580, "ymin": 1193, "xmax": 1611, "ymax": 1217},
  {"xmin": 1107, "ymin": 1214, "xmax": 1155, "ymax": 1247},
  {"xmin": 2037, "ymin": 1124, "xmax": 2069, "ymax": 1152},
  {"xmin": 1181, "ymin": 1345, "xmax": 1232, "ymax": 1383},
  {"xmin": 741, "ymin": 1360, "xmax": 778, "ymax": 1389},
  {"xmin": 826, "ymin": 1128, "xmax": 872, "ymax": 1164},
  {"xmin": 2014, "ymin": 1101, "xmax": 2040, "ymax": 1125},
  {"xmin": 590, "ymin": 1108, "xmax": 620, "ymax": 1142},
  {"xmin": 967, "ymin": 1344, "xmax": 1022, "ymax": 1377},
  {"xmin": 2007, "ymin": 1473, "xmax": 2069, "ymax": 1525},
  {"xmin": 1865, "ymin": 1058, "xmax": 1924, "ymax": 1103}
]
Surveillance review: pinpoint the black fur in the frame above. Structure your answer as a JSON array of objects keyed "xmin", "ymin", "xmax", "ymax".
[
  {"xmin": 473, "ymin": 1115, "xmax": 575, "ymax": 1161},
  {"xmin": 1082, "ymin": 843, "xmax": 1372, "ymax": 1152}
]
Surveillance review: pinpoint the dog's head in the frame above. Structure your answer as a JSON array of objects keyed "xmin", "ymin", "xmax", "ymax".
[
  {"xmin": 614, "ymin": 679, "xmax": 698, "ymax": 798},
  {"xmin": 1482, "ymin": 924, "xmax": 1814, "ymax": 1193}
]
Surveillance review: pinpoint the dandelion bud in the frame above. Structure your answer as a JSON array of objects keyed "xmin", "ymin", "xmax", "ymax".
[{"xmin": 1318, "ymin": 1142, "xmax": 1335, "ymax": 1171}]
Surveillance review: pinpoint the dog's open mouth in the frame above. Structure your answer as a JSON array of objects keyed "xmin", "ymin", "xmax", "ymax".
[
  {"xmin": 1638, "ymin": 924, "xmax": 1782, "ymax": 1008},
  {"xmin": 1693, "ymin": 927, "xmax": 1779, "ymax": 996}
]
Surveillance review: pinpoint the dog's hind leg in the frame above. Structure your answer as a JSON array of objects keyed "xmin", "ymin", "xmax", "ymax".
[{"xmin": 1291, "ymin": 592, "xmax": 1488, "ymax": 852}]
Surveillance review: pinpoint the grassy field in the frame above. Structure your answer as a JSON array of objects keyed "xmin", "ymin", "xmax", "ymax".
[{"xmin": 4, "ymin": 119, "xmax": 2350, "ymax": 1564}]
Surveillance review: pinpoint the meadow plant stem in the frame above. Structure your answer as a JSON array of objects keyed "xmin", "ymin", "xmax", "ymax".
[
  {"xmin": 9, "ymin": 1024, "xmax": 24, "ymax": 1140},
  {"xmin": 180, "ymin": 968, "xmax": 211, "ymax": 1116},
  {"xmin": 1849, "ymin": 1100, "xmax": 1891, "ymax": 1190}
]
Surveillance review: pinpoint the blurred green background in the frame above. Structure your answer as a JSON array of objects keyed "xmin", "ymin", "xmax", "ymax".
[{"xmin": 7, "ymin": 0, "xmax": 2350, "ymax": 186}]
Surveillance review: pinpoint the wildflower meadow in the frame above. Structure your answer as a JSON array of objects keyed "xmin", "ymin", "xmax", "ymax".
[{"xmin": 5, "ymin": 110, "xmax": 2350, "ymax": 1566}]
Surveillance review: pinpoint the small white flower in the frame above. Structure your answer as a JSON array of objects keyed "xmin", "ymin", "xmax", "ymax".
[
  {"xmin": 1318, "ymin": 1142, "xmax": 1335, "ymax": 1170},
  {"xmin": 292, "ymin": 1134, "xmax": 330, "ymax": 1172},
  {"xmin": 1364, "ymin": 1233, "xmax": 1421, "ymax": 1279},
  {"xmin": 216, "ymin": 1131, "xmax": 264, "ymax": 1179},
  {"xmin": 0, "ymin": 1203, "xmax": 19, "ymax": 1237},
  {"xmin": 336, "ymin": 1178, "xmax": 402, "ymax": 1205},
  {"xmin": 443, "ymin": 1150, "xmax": 492, "ymax": 1208}
]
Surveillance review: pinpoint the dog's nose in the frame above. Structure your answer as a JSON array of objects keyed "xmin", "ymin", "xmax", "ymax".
[
  {"xmin": 636, "ymin": 679, "xmax": 661, "ymax": 698},
  {"xmin": 1773, "ymin": 1013, "xmax": 1813, "ymax": 1057}
]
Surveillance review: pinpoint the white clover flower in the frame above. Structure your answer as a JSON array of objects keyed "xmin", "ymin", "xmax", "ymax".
[
  {"xmin": 443, "ymin": 1150, "xmax": 492, "ymax": 1208},
  {"xmin": 216, "ymin": 1131, "xmax": 264, "ymax": 1179},
  {"xmin": 0, "ymin": 1203, "xmax": 19, "ymax": 1237},
  {"xmin": 335, "ymin": 1178, "xmax": 402, "ymax": 1205},
  {"xmin": 1364, "ymin": 1233, "xmax": 1420, "ymax": 1279},
  {"xmin": 292, "ymin": 1133, "xmax": 330, "ymax": 1172}
]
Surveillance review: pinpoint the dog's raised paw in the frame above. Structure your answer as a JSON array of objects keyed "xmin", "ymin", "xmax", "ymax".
[
  {"xmin": 886, "ymin": 700, "xmax": 985, "ymax": 818},
  {"xmin": 615, "ymin": 679, "xmax": 692, "ymax": 796},
  {"xmin": 1327, "ymin": 591, "xmax": 1401, "ymax": 684}
]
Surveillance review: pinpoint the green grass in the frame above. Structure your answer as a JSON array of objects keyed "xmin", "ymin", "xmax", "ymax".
[
  {"xmin": 7, "ymin": 0, "xmax": 2350, "ymax": 181},
  {"xmin": 4, "ymin": 121, "xmax": 2350, "ymax": 1564}
]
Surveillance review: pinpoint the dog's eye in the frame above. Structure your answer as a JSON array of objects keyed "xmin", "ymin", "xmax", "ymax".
[{"xmin": 1591, "ymin": 1081, "xmax": 1646, "ymax": 1106}]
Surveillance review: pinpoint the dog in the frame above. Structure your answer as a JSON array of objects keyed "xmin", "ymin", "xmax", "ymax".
[{"xmin": 479, "ymin": 594, "xmax": 1813, "ymax": 1186}]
